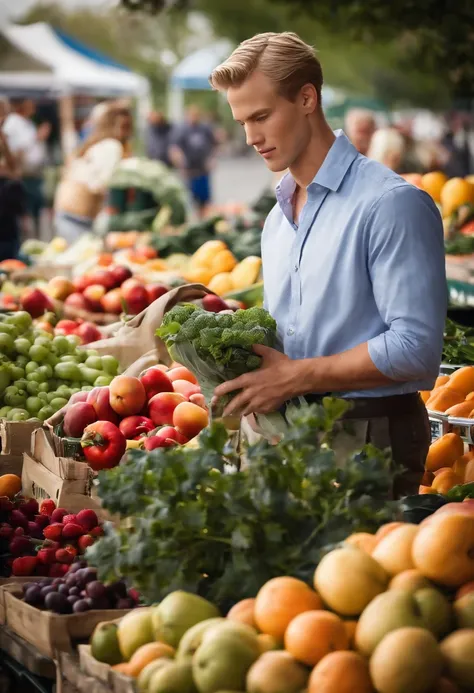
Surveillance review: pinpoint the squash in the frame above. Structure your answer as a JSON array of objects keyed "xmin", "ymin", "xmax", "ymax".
[
  {"xmin": 183, "ymin": 266, "xmax": 214, "ymax": 285},
  {"xmin": 440, "ymin": 177, "xmax": 474, "ymax": 217},
  {"xmin": 453, "ymin": 451, "xmax": 474, "ymax": 480},
  {"xmin": 420, "ymin": 391, "xmax": 431, "ymax": 404},
  {"xmin": 444, "ymin": 401, "xmax": 474, "ymax": 418},
  {"xmin": 432, "ymin": 468, "xmax": 463, "ymax": 494},
  {"xmin": 207, "ymin": 272, "xmax": 234, "ymax": 296},
  {"xmin": 425, "ymin": 432, "xmax": 464, "ymax": 473},
  {"xmin": 210, "ymin": 249, "xmax": 238, "ymax": 274},
  {"xmin": 425, "ymin": 386, "xmax": 464, "ymax": 412},
  {"xmin": 190, "ymin": 240, "xmax": 228, "ymax": 268},
  {"xmin": 230, "ymin": 256, "xmax": 262, "ymax": 290},
  {"xmin": 446, "ymin": 366, "xmax": 474, "ymax": 397}
]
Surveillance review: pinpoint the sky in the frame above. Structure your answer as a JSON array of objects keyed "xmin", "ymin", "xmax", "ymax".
[{"xmin": 0, "ymin": 0, "xmax": 116, "ymax": 21}]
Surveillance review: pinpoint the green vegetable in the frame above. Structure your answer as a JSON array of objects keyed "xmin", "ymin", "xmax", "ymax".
[
  {"xmin": 443, "ymin": 318, "xmax": 474, "ymax": 365},
  {"xmin": 86, "ymin": 400, "xmax": 399, "ymax": 608},
  {"xmin": 446, "ymin": 482, "xmax": 474, "ymax": 500}
]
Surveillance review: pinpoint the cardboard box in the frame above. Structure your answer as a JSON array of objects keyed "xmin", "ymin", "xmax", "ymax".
[
  {"xmin": 58, "ymin": 651, "xmax": 112, "ymax": 693},
  {"xmin": 21, "ymin": 452, "xmax": 102, "ymax": 515},
  {"xmin": 0, "ymin": 453, "xmax": 23, "ymax": 475},
  {"xmin": 3, "ymin": 585, "xmax": 131, "ymax": 658},
  {"xmin": 31, "ymin": 427, "xmax": 90, "ymax": 478},
  {"xmin": 0, "ymin": 419, "xmax": 41, "ymax": 456}
]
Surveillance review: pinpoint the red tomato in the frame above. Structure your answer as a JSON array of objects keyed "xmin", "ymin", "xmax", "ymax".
[{"xmin": 80, "ymin": 421, "xmax": 126, "ymax": 471}]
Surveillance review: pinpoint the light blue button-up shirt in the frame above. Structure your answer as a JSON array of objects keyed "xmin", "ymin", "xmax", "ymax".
[{"xmin": 262, "ymin": 130, "xmax": 447, "ymax": 398}]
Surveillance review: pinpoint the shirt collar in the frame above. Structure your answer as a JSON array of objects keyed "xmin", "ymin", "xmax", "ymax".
[{"xmin": 276, "ymin": 129, "xmax": 359, "ymax": 203}]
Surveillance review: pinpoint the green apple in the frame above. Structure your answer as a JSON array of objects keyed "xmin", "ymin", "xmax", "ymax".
[{"xmin": 152, "ymin": 591, "xmax": 221, "ymax": 648}]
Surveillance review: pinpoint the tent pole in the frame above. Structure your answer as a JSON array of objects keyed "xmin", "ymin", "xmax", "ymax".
[{"xmin": 59, "ymin": 93, "xmax": 78, "ymax": 164}]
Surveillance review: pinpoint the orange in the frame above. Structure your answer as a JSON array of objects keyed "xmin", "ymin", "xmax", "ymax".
[
  {"xmin": 254, "ymin": 577, "xmax": 323, "ymax": 640},
  {"xmin": 284, "ymin": 610, "xmax": 349, "ymax": 667},
  {"xmin": 401, "ymin": 173, "xmax": 423, "ymax": 188},
  {"xmin": 441, "ymin": 177, "xmax": 474, "ymax": 217},
  {"xmin": 126, "ymin": 642, "xmax": 175, "ymax": 677},
  {"xmin": 345, "ymin": 532, "xmax": 377, "ymax": 554},
  {"xmin": 308, "ymin": 651, "xmax": 375, "ymax": 693},
  {"xmin": 227, "ymin": 598, "xmax": 257, "ymax": 628},
  {"xmin": 0, "ymin": 474, "xmax": 22, "ymax": 498},
  {"xmin": 343, "ymin": 620, "xmax": 358, "ymax": 648},
  {"xmin": 421, "ymin": 171, "xmax": 448, "ymax": 203}
]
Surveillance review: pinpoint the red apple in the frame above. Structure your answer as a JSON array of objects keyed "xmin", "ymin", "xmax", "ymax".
[
  {"xmin": 121, "ymin": 281, "xmax": 149, "ymax": 315},
  {"xmin": 173, "ymin": 401, "xmax": 209, "ymax": 439},
  {"xmin": 144, "ymin": 435, "xmax": 178, "ymax": 450},
  {"xmin": 119, "ymin": 415, "xmax": 155, "ymax": 440},
  {"xmin": 148, "ymin": 392, "xmax": 186, "ymax": 426},
  {"xmin": 64, "ymin": 292, "xmax": 89, "ymax": 311},
  {"xmin": 68, "ymin": 391, "xmax": 89, "ymax": 405},
  {"xmin": 87, "ymin": 387, "xmax": 120, "ymax": 425},
  {"xmin": 87, "ymin": 269, "xmax": 116, "ymax": 291},
  {"xmin": 74, "ymin": 322, "xmax": 102, "ymax": 345},
  {"xmin": 83, "ymin": 285, "xmax": 106, "ymax": 312},
  {"xmin": 146, "ymin": 284, "xmax": 168, "ymax": 304},
  {"xmin": 63, "ymin": 402, "xmax": 97, "ymax": 438},
  {"xmin": 172, "ymin": 379, "xmax": 201, "ymax": 399},
  {"xmin": 157, "ymin": 425, "xmax": 188, "ymax": 444},
  {"xmin": 73, "ymin": 275, "xmax": 92, "ymax": 293},
  {"xmin": 109, "ymin": 265, "xmax": 132, "ymax": 287},
  {"xmin": 47, "ymin": 276, "xmax": 75, "ymax": 301},
  {"xmin": 140, "ymin": 367, "xmax": 174, "ymax": 400},
  {"xmin": 101, "ymin": 288, "xmax": 123, "ymax": 314},
  {"xmin": 109, "ymin": 376, "xmax": 147, "ymax": 417},
  {"xmin": 21, "ymin": 288, "xmax": 53, "ymax": 318},
  {"xmin": 202, "ymin": 294, "xmax": 230, "ymax": 313},
  {"xmin": 189, "ymin": 393, "xmax": 207, "ymax": 410},
  {"xmin": 55, "ymin": 319, "xmax": 80, "ymax": 335},
  {"xmin": 167, "ymin": 367, "xmax": 198, "ymax": 385}
]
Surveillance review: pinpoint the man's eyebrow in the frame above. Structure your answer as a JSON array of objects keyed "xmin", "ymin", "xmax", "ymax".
[{"xmin": 236, "ymin": 108, "xmax": 269, "ymax": 123}]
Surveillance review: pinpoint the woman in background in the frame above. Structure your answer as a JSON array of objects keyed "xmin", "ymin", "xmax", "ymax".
[
  {"xmin": 366, "ymin": 127, "xmax": 407, "ymax": 173},
  {"xmin": 0, "ymin": 97, "xmax": 26, "ymax": 261},
  {"xmin": 54, "ymin": 103, "xmax": 133, "ymax": 244}
]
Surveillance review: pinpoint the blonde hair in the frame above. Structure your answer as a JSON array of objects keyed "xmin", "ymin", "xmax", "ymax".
[
  {"xmin": 367, "ymin": 127, "xmax": 406, "ymax": 171},
  {"xmin": 209, "ymin": 32, "xmax": 323, "ymax": 103},
  {"xmin": 76, "ymin": 103, "xmax": 131, "ymax": 158}
]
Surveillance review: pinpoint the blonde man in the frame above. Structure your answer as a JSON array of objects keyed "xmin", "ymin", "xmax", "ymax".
[{"xmin": 211, "ymin": 32, "xmax": 447, "ymax": 497}]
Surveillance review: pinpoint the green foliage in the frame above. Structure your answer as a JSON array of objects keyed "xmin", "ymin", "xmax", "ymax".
[
  {"xmin": 86, "ymin": 401, "xmax": 399, "ymax": 608},
  {"xmin": 443, "ymin": 319, "xmax": 474, "ymax": 365}
]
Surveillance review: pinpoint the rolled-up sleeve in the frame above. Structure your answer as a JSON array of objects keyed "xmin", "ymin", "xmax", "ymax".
[{"xmin": 366, "ymin": 185, "xmax": 447, "ymax": 383}]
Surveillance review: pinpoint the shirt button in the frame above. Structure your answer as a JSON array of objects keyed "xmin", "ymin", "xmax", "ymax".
[
  {"xmin": 287, "ymin": 327, "xmax": 295, "ymax": 336},
  {"xmin": 294, "ymin": 264, "xmax": 298, "ymax": 272}
]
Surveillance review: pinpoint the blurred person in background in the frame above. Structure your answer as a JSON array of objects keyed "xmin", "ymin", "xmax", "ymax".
[
  {"xmin": 53, "ymin": 103, "xmax": 133, "ymax": 244},
  {"xmin": 344, "ymin": 108, "xmax": 376, "ymax": 156},
  {"xmin": 169, "ymin": 104, "xmax": 219, "ymax": 218},
  {"xmin": 3, "ymin": 98, "xmax": 50, "ymax": 239},
  {"xmin": 367, "ymin": 127, "xmax": 407, "ymax": 173},
  {"xmin": 145, "ymin": 110, "xmax": 173, "ymax": 167},
  {"xmin": 440, "ymin": 111, "xmax": 473, "ymax": 178},
  {"xmin": 0, "ymin": 97, "xmax": 25, "ymax": 261}
]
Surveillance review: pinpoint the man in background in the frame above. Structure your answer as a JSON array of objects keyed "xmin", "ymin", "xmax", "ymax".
[
  {"xmin": 169, "ymin": 105, "xmax": 218, "ymax": 217},
  {"xmin": 145, "ymin": 110, "xmax": 173, "ymax": 167},
  {"xmin": 345, "ymin": 108, "xmax": 376, "ymax": 156},
  {"xmin": 3, "ymin": 98, "xmax": 50, "ymax": 238}
]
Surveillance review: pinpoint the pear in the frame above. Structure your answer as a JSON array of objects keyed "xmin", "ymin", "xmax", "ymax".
[
  {"xmin": 137, "ymin": 658, "xmax": 174, "ymax": 693},
  {"xmin": 193, "ymin": 629, "xmax": 260, "ymax": 693},
  {"xmin": 91, "ymin": 622, "xmax": 123, "ymax": 666},
  {"xmin": 152, "ymin": 591, "xmax": 221, "ymax": 648},
  {"xmin": 177, "ymin": 618, "xmax": 225, "ymax": 661},
  {"xmin": 117, "ymin": 607, "xmax": 154, "ymax": 661},
  {"xmin": 148, "ymin": 661, "xmax": 197, "ymax": 693},
  {"xmin": 200, "ymin": 621, "xmax": 260, "ymax": 654},
  {"xmin": 246, "ymin": 651, "xmax": 309, "ymax": 693},
  {"xmin": 415, "ymin": 588, "xmax": 453, "ymax": 638}
]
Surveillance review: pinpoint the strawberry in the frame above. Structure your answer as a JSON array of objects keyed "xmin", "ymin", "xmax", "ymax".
[
  {"xmin": 55, "ymin": 548, "xmax": 75, "ymax": 564},
  {"xmin": 89, "ymin": 526, "xmax": 104, "ymax": 538},
  {"xmin": 61, "ymin": 523, "xmax": 85, "ymax": 539},
  {"xmin": 50, "ymin": 508, "xmax": 68, "ymax": 523},
  {"xmin": 0, "ymin": 523, "xmax": 13, "ymax": 539},
  {"xmin": 78, "ymin": 534, "xmax": 95, "ymax": 553},
  {"xmin": 64, "ymin": 544, "xmax": 78, "ymax": 557},
  {"xmin": 62, "ymin": 514, "xmax": 77, "ymax": 525},
  {"xmin": 37, "ymin": 547, "xmax": 57, "ymax": 565},
  {"xmin": 9, "ymin": 536, "xmax": 33, "ymax": 556},
  {"xmin": 49, "ymin": 563, "xmax": 69, "ymax": 577},
  {"xmin": 39, "ymin": 499, "xmax": 56, "ymax": 516},
  {"xmin": 128, "ymin": 588, "xmax": 140, "ymax": 603},
  {"xmin": 17, "ymin": 498, "xmax": 39, "ymax": 518},
  {"xmin": 34, "ymin": 514, "xmax": 50, "ymax": 529},
  {"xmin": 13, "ymin": 527, "xmax": 25, "ymax": 537},
  {"xmin": 75, "ymin": 509, "xmax": 98, "ymax": 532},
  {"xmin": 43, "ymin": 523, "xmax": 63, "ymax": 541},
  {"xmin": 12, "ymin": 556, "xmax": 37, "ymax": 576}
]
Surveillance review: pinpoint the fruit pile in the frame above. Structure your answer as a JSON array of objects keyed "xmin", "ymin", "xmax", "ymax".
[
  {"xmin": 21, "ymin": 562, "xmax": 138, "ymax": 614},
  {"xmin": 422, "ymin": 432, "xmax": 474, "ymax": 494},
  {"xmin": 421, "ymin": 366, "xmax": 474, "ymax": 416},
  {"xmin": 47, "ymin": 266, "xmax": 170, "ymax": 317},
  {"xmin": 90, "ymin": 505, "xmax": 474, "ymax": 693},
  {"xmin": 0, "ymin": 487, "xmax": 104, "ymax": 578},
  {"xmin": 0, "ymin": 310, "xmax": 120, "ymax": 422},
  {"xmin": 60, "ymin": 366, "xmax": 208, "ymax": 470}
]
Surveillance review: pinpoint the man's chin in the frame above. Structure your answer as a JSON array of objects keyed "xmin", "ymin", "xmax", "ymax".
[{"xmin": 264, "ymin": 158, "xmax": 286, "ymax": 173}]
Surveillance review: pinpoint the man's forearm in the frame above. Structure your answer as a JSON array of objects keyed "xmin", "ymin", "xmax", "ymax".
[{"xmin": 295, "ymin": 342, "xmax": 396, "ymax": 395}]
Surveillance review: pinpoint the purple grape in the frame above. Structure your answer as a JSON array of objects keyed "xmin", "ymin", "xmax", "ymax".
[
  {"xmin": 67, "ymin": 595, "xmax": 79, "ymax": 606},
  {"xmin": 86, "ymin": 581, "xmax": 107, "ymax": 600},
  {"xmin": 51, "ymin": 578, "xmax": 64, "ymax": 587},
  {"xmin": 40, "ymin": 586, "xmax": 56, "ymax": 599},
  {"xmin": 22, "ymin": 582, "xmax": 35, "ymax": 595},
  {"xmin": 73, "ymin": 599, "xmax": 90, "ymax": 613},
  {"xmin": 24, "ymin": 585, "xmax": 43, "ymax": 606},
  {"xmin": 69, "ymin": 586, "xmax": 80, "ymax": 596},
  {"xmin": 58, "ymin": 584, "xmax": 69, "ymax": 596},
  {"xmin": 107, "ymin": 581, "xmax": 127, "ymax": 599},
  {"xmin": 45, "ymin": 592, "xmax": 71, "ymax": 614}
]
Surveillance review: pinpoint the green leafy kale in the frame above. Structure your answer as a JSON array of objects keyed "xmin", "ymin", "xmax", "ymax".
[
  {"xmin": 443, "ymin": 318, "xmax": 474, "ymax": 364},
  {"xmin": 86, "ymin": 401, "xmax": 400, "ymax": 610}
]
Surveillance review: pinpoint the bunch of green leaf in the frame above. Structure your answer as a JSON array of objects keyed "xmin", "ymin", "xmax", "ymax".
[
  {"xmin": 442, "ymin": 318, "xmax": 474, "ymax": 364},
  {"xmin": 156, "ymin": 304, "xmax": 277, "ymax": 407},
  {"xmin": 86, "ymin": 399, "xmax": 399, "ymax": 609}
]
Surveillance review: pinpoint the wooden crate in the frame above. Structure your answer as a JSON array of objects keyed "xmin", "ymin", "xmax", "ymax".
[
  {"xmin": 79, "ymin": 645, "xmax": 135, "ymax": 693},
  {"xmin": 3, "ymin": 585, "xmax": 131, "ymax": 658}
]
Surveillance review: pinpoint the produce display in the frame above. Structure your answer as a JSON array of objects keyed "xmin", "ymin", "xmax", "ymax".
[
  {"xmin": 0, "ymin": 310, "xmax": 119, "ymax": 422},
  {"xmin": 0, "ymin": 488, "xmax": 104, "ymax": 578},
  {"xmin": 442, "ymin": 319, "xmax": 474, "ymax": 366},
  {"xmin": 87, "ymin": 496, "xmax": 474, "ymax": 693}
]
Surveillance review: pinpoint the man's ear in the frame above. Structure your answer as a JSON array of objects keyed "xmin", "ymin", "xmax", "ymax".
[{"xmin": 300, "ymin": 84, "xmax": 318, "ymax": 114}]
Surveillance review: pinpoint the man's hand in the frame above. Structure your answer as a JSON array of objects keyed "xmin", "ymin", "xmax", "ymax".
[{"xmin": 214, "ymin": 344, "xmax": 306, "ymax": 417}]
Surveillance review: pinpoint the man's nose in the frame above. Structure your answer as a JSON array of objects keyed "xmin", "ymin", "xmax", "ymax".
[{"xmin": 245, "ymin": 125, "xmax": 263, "ymax": 148}]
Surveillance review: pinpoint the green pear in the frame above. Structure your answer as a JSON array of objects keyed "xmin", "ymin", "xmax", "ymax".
[
  {"xmin": 415, "ymin": 588, "xmax": 453, "ymax": 638},
  {"xmin": 193, "ymin": 631, "xmax": 260, "ymax": 693},
  {"xmin": 137, "ymin": 658, "xmax": 174, "ymax": 693},
  {"xmin": 117, "ymin": 607, "xmax": 154, "ymax": 661},
  {"xmin": 200, "ymin": 621, "xmax": 260, "ymax": 655},
  {"xmin": 454, "ymin": 592, "xmax": 474, "ymax": 628},
  {"xmin": 152, "ymin": 592, "xmax": 221, "ymax": 648},
  {"xmin": 90, "ymin": 622, "xmax": 123, "ymax": 666},
  {"xmin": 149, "ymin": 661, "xmax": 197, "ymax": 693},
  {"xmin": 177, "ymin": 618, "xmax": 226, "ymax": 661}
]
